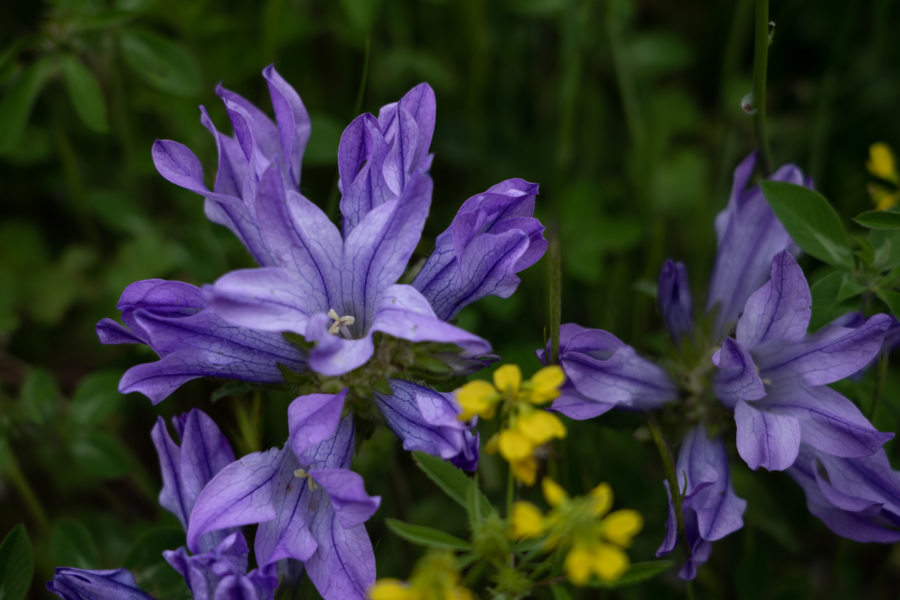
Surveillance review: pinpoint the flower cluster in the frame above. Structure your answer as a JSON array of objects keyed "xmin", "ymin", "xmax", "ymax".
[
  {"xmin": 80, "ymin": 67, "xmax": 547, "ymax": 600},
  {"xmin": 548, "ymin": 152, "xmax": 899, "ymax": 579},
  {"xmin": 509, "ymin": 478, "xmax": 643, "ymax": 585},
  {"xmin": 456, "ymin": 364, "xmax": 566, "ymax": 485},
  {"xmin": 867, "ymin": 142, "xmax": 899, "ymax": 210},
  {"xmin": 368, "ymin": 551, "xmax": 474, "ymax": 600}
]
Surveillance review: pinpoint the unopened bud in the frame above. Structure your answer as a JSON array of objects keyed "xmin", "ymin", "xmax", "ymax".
[{"xmin": 741, "ymin": 92, "xmax": 756, "ymax": 115}]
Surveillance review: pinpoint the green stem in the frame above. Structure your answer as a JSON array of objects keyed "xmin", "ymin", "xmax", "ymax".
[
  {"xmin": 4, "ymin": 450, "xmax": 50, "ymax": 534},
  {"xmin": 646, "ymin": 413, "xmax": 694, "ymax": 598},
  {"xmin": 751, "ymin": 0, "xmax": 773, "ymax": 175}
]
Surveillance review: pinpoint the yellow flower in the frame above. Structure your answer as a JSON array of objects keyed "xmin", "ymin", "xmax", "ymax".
[
  {"xmin": 564, "ymin": 544, "xmax": 594, "ymax": 585},
  {"xmin": 516, "ymin": 409, "xmax": 566, "ymax": 446},
  {"xmin": 509, "ymin": 456, "xmax": 538, "ymax": 486},
  {"xmin": 493, "ymin": 364, "xmax": 522, "ymax": 395},
  {"xmin": 369, "ymin": 552, "xmax": 473, "ymax": 600},
  {"xmin": 497, "ymin": 429, "xmax": 533, "ymax": 461},
  {"xmin": 590, "ymin": 542, "xmax": 630, "ymax": 582},
  {"xmin": 509, "ymin": 501, "xmax": 545, "ymax": 538},
  {"xmin": 369, "ymin": 579, "xmax": 416, "ymax": 600},
  {"xmin": 456, "ymin": 379, "xmax": 498, "ymax": 420},
  {"xmin": 589, "ymin": 482, "xmax": 613, "ymax": 517},
  {"xmin": 527, "ymin": 365, "xmax": 566, "ymax": 404},
  {"xmin": 601, "ymin": 510, "xmax": 643, "ymax": 547},
  {"xmin": 542, "ymin": 477, "xmax": 568, "ymax": 508},
  {"xmin": 868, "ymin": 142, "xmax": 898, "ymax": 183}
]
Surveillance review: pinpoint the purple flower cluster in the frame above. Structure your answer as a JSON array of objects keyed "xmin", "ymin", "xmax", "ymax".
[
  {"xmin": 552, "ymin": 152, "xmax": 900, "ymax": 578},
  {"xmin": 84, "ymin": 66, "xmax": 546, "ymax": 599}
]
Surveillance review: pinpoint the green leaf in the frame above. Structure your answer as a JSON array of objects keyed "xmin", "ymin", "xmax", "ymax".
[
  {"xmin": 837, "ymin": 273, "xmax": 865, "ymax": 303},
  {"xmin": 71, "ymin": 431, "xmax": 131, "ymax": 478},
  {"xmin": 68, "ymin": 370, "xmax": 122, "ymax": 425},
  {"xmin": 413, "ymin": 452, "xmax": 493, "ymax": 515},
  {"xmin": 550, "ymin": 583, "xmax": 575, "ymax": 600},
  {"xmin": 20, "ymin": 367, "xmax": 59, "ymax": 425},
  {"xmin": 0, "ymin": 56, "xmax": 56, "ymax": 153},
  {"xmin": 119, "ymin": 28, "xmax": 201, "ymax": 96},
  {"xmin": 0, "ymin": 525, "xmax": 33, "ymax": 600},
  {"xmin": 124, "ymin": 527, "xmax": 190, "ymax": 598},
  {"xmin": 588, "ymin": 560, "xmax": 673, "ymax": 588},
  {"xmin": 761, "ymin": 181, "xmax": 855, "ymax": 269},
  {"xmin": 384, "ymin": 519, "xmax": 471, "ymax": 551},
  {"xmin": 854, "ymin": 210, "xmax": 900, "ymax": 230},
  {"xmin": 60, "ymin": 55, "xmax": 108, "ymax": 133},
  {"xmin": 52, "ymin": 518, "xmax": 100, "ymax": 569},
  {"xmin": 876, "ymin": 288, "xmax": 900, "ymax": 317}
]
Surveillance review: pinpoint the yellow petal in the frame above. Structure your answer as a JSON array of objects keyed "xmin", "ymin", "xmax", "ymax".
[
  {"xmin": 508, "ymin": 501, "xmax": 545, "ymax": 538},
  {"xmin": 541, "ymin": 477, "xmax": 568, "ymax": 508},
  {"xmin": 493, "ymin": 364, "xmax": 522, "ymax": 396},
  {"xmin": 498, "ymin": 429, "xmax": 533, "ymax": 461},
  {"xmin": 453, "ymin": 588, "xmax": 475, "ymax": 600},
  {"xmin": 589, "ymin": 482, "xmax": 613, "ymax": 517},
  {"xmin": 456, "ymin": 380, "xmax": 497, "ymax": 420},
  {"xmin": 517, "ymin": 410, "xmax": 566, "ymax": 445},
  {"xmin": 527, "ymin": 365, "xmax": 566, "ymax": 404},
  {"xmin": 484, "ymin": 433, "xmax": 499, "ymax": 455},
  {"xmin": 868, "ymin": 142, "xmax": 898, "ymax": 182},
  {"xmin": 510, "ymin": 456, "xmax": 538, "ymax": 486},
  {"xmin": 602, "ymin": 509, "xmax": 643, "ymax": 547},
  {"xmin": 368, "ymin": 579, "xmax": 415, "ymax": 600},
  {"xmin": 591, "ymin": 543, "xmax": 630, "ymax": 582},
  {"xmin": 564, "ymin": 545, "xmax": 593, "ymax": 586}
]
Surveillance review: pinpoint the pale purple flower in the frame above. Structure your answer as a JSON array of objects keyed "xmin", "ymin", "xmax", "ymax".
[
  {"xmin": 656, "ymin": 426, "xmax": 746, "ymax": 580},
  {"xmin": 788, "ymin": 445, "xmax": 900, "ymax": 542},
  {"xmin": 713, "ymin": 251, "xmax": 892, "ymax": 471},
  {"xmin": 187, "ymin": 391, "xmax": 380, "ymax": 600},
  {"xmin": 47, "ymin": 568, "xmax": 153, "ymax": 600},
  {"xmin": 706, "ymin": 152, "xmax": 809, "ymax": 337}
]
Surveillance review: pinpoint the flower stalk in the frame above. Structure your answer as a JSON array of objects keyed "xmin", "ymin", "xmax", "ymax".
[{"xmin": 752, "ymin": 0, "xmax": 773, "ymax": 175}]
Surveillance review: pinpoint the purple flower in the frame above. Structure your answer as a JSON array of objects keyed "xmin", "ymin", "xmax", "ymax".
[
  {"xmin": 547, "ymin": 323, "xmax": 678, "ymax": 420},
  {"xmin": 658, "ymin": 259, "xmax": 693, "ymax": 341},
  {"xmin": 788, "ymin": 445, "xmax": 900, "ymax": 543},
  {"xmin": 152, "ymin": 408, "xmax": 277, "ymax": 599},
  {"xmin": 713, "ymin": 251, "xmax": 893, "ymax": 471},
  {"xmin": 97, "ymin": 279, "xmax": 306, "ymax": 404},
  {"xmin": 186, "ymin": 391, "xmax": 381, "ymax": 600},
  {"xmin": 373, "ymin": 379, "xmax": 479, "ymax": 469},
  {"xmin": 47, "ymin": 568, "xmax": 154, "ymax": 600},
  {"xmin": 656, "ymin": 426, "xmax": 746, "ymax": 580},
  {"xmin": 706, "ymin": 152, "xmax": 809, "ymax": 337}
]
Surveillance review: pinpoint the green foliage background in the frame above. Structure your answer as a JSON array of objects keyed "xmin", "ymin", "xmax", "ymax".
[{"xmin": 1, "ymin": 0, "xmax": 899, "ymax": 597}]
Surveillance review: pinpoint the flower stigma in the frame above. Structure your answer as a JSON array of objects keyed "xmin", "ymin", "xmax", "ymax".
[{"xmin": 328, "ymin": 308, "xmax": 357, "ymax": 338}]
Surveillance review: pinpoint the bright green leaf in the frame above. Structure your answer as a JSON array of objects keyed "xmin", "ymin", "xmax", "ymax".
[
  {"xmin": 761, "ymin": 181, "xmax": 854, "ymax": 269},
  {"xmin": 413, "ymin": 452, "xmax": 493, "ymax": 515},
  {"xmin": 589, "ymin": 560, "xmax": 673, "ymax": 588},
  {"xmin": 119, "ymin": 28, "xmax": 201, "ymax": 96},
  {"xmin": 60, "ymin": 55, "xmax": 108, "ymax": 133},
  {"xmin": 854, "ymin": 210, "xmax": 900, "ymax": 230},
  {"xmin": 876, "ymin": 288, "xmax": 900, "ymax": 317},
  {"xmin": 837, "ymin": 273, "xmax": 865, "ymax": 303},
  {"xmin": 385, "ymin": 519, "xmax": 471, "ymax": 551},
  {"xmin": 69, "ymin": 370, "xmax": 123, "ymax": 425},
  {"xmin": 0, "ymin": 56, "xmax": 56, "ymax": 153},
  {"xmin": 52, "ymin": 518, "xmax": 100, "ymax": 569},
  {"xmin": 0, "ymin": 524, "xmax": 33, "ymax": 600}
]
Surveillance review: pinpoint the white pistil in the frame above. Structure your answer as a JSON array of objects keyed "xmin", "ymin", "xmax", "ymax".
[{"xmin": 327, "ymin": 308, "xmax": 356, "ymax": 338}]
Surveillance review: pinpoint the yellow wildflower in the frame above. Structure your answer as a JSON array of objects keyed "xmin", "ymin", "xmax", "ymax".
[
  {"xmin": 866, "ymin": 142, "xmax": 900, "ymax": 210},
  {"xmin": 368, "ymin": 551, "xmax": 473, "ymax": 600}
]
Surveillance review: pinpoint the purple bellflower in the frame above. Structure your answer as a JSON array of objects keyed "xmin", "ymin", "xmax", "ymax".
[
  {"xmin": 656, "ymin": 426, "xmax": 746, "ymax": 580},
  {"xmin": 186, "ymin": 391, "xmax": 380, "ymax": 600},
  {"xmin": 47, "ymin": 568, "xmax": 154, "ymax": 600},
  {"xmin": 100, "ymin": 66, "xmax": 545, "ymax": 468},
  {"xmin": 712, "ymin": 251, "xmax": 892, "ymax": 472}
]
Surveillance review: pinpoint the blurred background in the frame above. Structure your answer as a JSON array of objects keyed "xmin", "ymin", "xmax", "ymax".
[{"xmin": 1, "ymin": 0, "xmax": 900, "ymax": 597}]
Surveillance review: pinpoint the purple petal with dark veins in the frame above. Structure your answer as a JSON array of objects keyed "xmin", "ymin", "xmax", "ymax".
[
  {"xmin": 734, "ymin": 399, "xmax": 801, "ymax": 471},
  {"xmin": 263, "ymin": 64, "xmax": 310, "ymax": 187},
  {"xmin": 288, "ymin": 390, "xmax": 348, "ymax": 461},
  {"xmin": 712, "ymin": 338, "xmax": 765, "ymax": 407},
  {"xmin": 308, "ymin": 467, "xmax": 381, "ymax": 528},
  {"xmin": 47, "ymin": 568, "xmax": 154, "ymax": 600}
]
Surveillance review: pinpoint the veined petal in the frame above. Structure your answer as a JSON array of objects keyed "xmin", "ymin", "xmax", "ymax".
[
  {"xmin": 187, "ymin": 449, "xmax": 281, "ymax": 553},
  {"xmin": 374, "ymin": 379, "xmax": 471, "ymax": 461},
  {"xmin": 370, "ymin": 285, "xmax": 491, "ymax": 356},
  {"xmin": 735, "ymin": 251, "xmax": 811, "ymax": 350},
  {"xmin": 307, "ymin": 467, "xmax": 381, "ymax": 528},
  {"xmin": 305, "ymin": 312, "xmax": 376, "ymax": 377},
  {"xmin": 216, "ymin": 82, "xmax": 281, "ymax": 166},
  {"xmin": 734, "ymin": 400, "xmax": 801, "ymax": 471},
  {"xmin": 658, "ymin": 259, "xmax": 693, "ymax": 341},
  {"xmin": 47, "ymin": 568, "xmax": 154, "ymax": 600},
  {"xmin": 559, "ymin": 325, "xmax": 677, "ymax": 410},
  {"xmin": 712, "ymin": 338, "xmax": 765, "ymax": 407},
  {"xmin": 304, "ymin": 507, "xmax": 376, "ymax": 600},
  {"xmin": 263, "ymin": 64, "xmax": 310, "ymax": 187},
  {"xmin": 760, "ymin": 312, "xmax": 891, "ymax": 385},
  {"xmin": 761, "ymin": 384, "xmax": 892, "ymax": 458},
  {"xmin": 288, "ymin": 390, "xmax": 348, "ymax": 461}
]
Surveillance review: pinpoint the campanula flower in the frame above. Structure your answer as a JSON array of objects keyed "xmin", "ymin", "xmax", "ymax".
[{"xmin": 47, "ymin": 568, "xmax": 154, "ymax": 600}]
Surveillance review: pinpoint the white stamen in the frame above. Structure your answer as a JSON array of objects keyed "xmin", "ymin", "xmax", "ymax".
[
  {"xmin": 327, "ymin": 308, "xmax": 356, "ymax": 337},
  {"xmin": 294, "ymin": 467, "xmax": 318, "ymax": 490}
]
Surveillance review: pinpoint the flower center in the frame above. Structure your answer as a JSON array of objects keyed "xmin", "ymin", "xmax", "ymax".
[
  {"xmin": 327, "ymin": 309, "xmax": 356, "ymax": 339},
  {"xmin": 293, "ymin": 467, "xmax": 318, "ymax": 490}
]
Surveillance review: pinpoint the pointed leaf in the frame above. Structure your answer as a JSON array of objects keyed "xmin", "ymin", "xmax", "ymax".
[
  {"xmin": 0, "ymin": 525, "xmax": 33, "ymax": 600},
  {"xmin": 384, "ymin": 519, "xmax": 471, "ymax": 551},
  {"xmin": 854, "ymin": 210, "xmax": 900, "ymax": 230},
  {"xmin": 68, "ymin": 370, "xmax": 122, "ymax": 425},
  {"xmin": 60, "ymin": 55, "xmax": 108, "ymax": 133},
  {"xmin": 51, "ymin": 518, "xmax": 100, "ymax": 569},
  {"xmin": 761, "ymin": 181, "xmax": 854, "ymax": 269},
  {"xmin": 412, "ymin": 451, "xmax": 493, "ymax": 515},
  {"xmin": 118, "ymin": 28, "xmax": 200, "ymax": 96},
  {"xmin": 0, "ymin": 56, "xmax": 55, "ymax": 153}
]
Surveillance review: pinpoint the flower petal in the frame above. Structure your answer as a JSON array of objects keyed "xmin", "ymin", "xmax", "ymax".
[
  {"xmin": 734, "ymin": 400, "xmax": 801, "ymax": 471},
  {"xmin": 47, "ymin": 568, "xmax": 153, "ymax": 600},
  {"xmin": 263, "ymin": 64, "xmax": 310, "ymax": 187},
  {"xmin": 712, "ymin": 338, "xmax": 765, "ymax": 407},
  {"xmin": 288, "ymin": 390, "xmax": 348, "ymax": 462},
  {"xmin": 308, "ymin": 467, "xmax": 381, "ymax": 528},
  {"xmin": 305, "ymin": 313, "xmax": 376, "ymax": 376},
  {"xmin": 304, "ymin": 509, "xmax": 376, "ymax": 600},
  {"xmin": 658, "ymin": 259, "xmax": 693, "ymax": 341}
]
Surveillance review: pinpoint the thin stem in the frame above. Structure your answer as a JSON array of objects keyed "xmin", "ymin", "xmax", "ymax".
[
  {"xmin": 4, "ymin": 449, "xmax": 50, "ymax": 534},
  {"xmin": 752, "ymin": 0, "xmax": 773, "ymax": 175}
]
